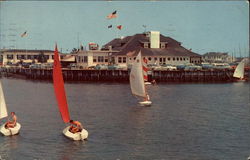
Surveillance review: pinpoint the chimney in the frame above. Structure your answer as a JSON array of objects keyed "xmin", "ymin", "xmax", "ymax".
[{"xmin": 150, "ymin": 31, "xmax": 160, "ymax": 48}]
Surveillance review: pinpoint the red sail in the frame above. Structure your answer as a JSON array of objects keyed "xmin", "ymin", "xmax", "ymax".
[{"xmin": 53, "ymin": 44, "xmax": 70, "ymax": 123}]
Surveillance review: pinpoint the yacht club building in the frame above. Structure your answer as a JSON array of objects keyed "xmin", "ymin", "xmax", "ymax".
[{"xmin": 76, "ymin": 31, "xmax": 201, "ymax": 68}]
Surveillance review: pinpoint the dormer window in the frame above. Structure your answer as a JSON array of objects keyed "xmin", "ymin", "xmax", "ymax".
[
  {"xmin": 144, "ymin": 42, "xmax": 149, "ymax": 48},
  {"xmin": 160, "ymin": 42, "xmax": 165, "ymax": 49}
]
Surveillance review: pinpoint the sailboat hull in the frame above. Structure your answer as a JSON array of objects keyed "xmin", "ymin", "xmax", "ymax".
[
  {"xmin": 139, "ymin": 101, "xmax": 152, "ymax": 106},
  {"xmin": 62, "ymin": 126, "xmax": 88, "ymax": 141},
  {"xmin": 0, "ymin": 122, "xmax": 21, "ymax": 136}
]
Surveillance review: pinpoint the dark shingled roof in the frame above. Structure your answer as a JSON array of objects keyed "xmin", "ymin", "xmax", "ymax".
[{"xmin": 102, "ymin": 33, "xmax": 201, "ymax": 57}]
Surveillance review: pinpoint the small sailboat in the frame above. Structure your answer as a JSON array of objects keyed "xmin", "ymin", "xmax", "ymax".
[
  {"xmin": 53, "ymin": 44, "xmax": 88, "ymax": 141},
  {"xmin": 233, "ymin": 58, "xmax": 246, "ymax": 81},
  {"xmin": 130, "ymin": 51, "xmax": 152, "ymax": 106},
  {"xmin": 0, "ymin": 82, "xmax": 21, "ymax": 136},
  {"xmin": 142, "ymin": 58, "xmax": 151, "ymax": 85}
]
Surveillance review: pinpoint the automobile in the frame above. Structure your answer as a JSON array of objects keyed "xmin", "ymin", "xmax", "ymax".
[
  {"xmin": 176, "ymin": 64, "xmax": 186, "ymax": 70},
  {"xmin": 30, "ymin": 63, "xmax": 42, "ymax": 69},
  {"xmin": 184, "ymin": 65, "xmax": 202, "ymax": 71},
  {"xmin": 212, "ymin": 63, "xmax": 232, "ymax": 70},
  {"xmin": 95, "ymin": 64, "xmax": 108, "ymax": 70},
  {"xmin": 201, "ymin": 63, "xmax": 213, "ymax": 70},
  {"xmin": 87, "ymin": 66, "xmax": 95, "ymax": 70},
  {"xmin": 147, "ymin": 64, "xmax": 158, "ymax": 70},
  {"xmin": 160, "ymin": 64, "xmax": 177, "ymax": 71},
  {"xmin": 22, "ymin": 62, "xmax": 32, "ymax": 68},
  {"xmin": 108, "ymin": 64, "xmax": 127, "ymax": 70},
  {"xmin": 67, "ymin": 63, "xmax": 78, "ymax": 70}
]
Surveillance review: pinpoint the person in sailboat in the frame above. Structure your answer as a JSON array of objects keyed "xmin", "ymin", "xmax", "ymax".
[
  {"xmin": 144, "ymin": 93, "xmax": 150, "ymax": 102},
  {"xmin": 151, "ymin": 79, "xmax": 157, "ymax": 85},
  {"xmin": 5, "ymin": 112, "xmax": 17, "ymax": 128},
  {"xmin": 69, "ymin": 120, "xmax": 83, "ymax": 133}
]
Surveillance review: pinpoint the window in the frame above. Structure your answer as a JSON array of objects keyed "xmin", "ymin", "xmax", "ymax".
[
  {"xmin": 84, "ymin": 56, "xmax": 88, "ymax": 63},
  {"xmin": 144, "ymin": 43, "xmax": 149, "ymax": 48},
  {"xmin": 163, "ymin": 58, "xmax": 166, "ymax": 62},
  {"xmin": 154, "ymin": 57, "xmax": 157, "ymax": 61},
  {"xmin": 17, "ymin": 55, "xmax": 22, "ymax": 60},
  {"xmin": 52, "ymin": 55, "xmax": 54, "ymax": 59},
  {"xmin": 27, "ymin": 55, "xmax": 31, "ymax": 59},
  {"xmin": 167, "ymin": 57, "xmax": 170, "ymax": 61},
  {"xmin": 148, "ymin": 57, "xmax": 151, "ymax": 61},
  {"xmin": 177, "ymin": 57, "xmax": 179, "ymax": 61},
  {"xmin": 180, "ymin": 57, "xmax": 182, "ymax": 61},
  {"xmin": 21, "ymin": 55, "xmax": 26, "ymax": 59},
  {"xmin": 122, "ymin": 57, "xmax": 126, "ymax": 63},
  {"xmin": 98, "ymin": 56, "xmax": 104, "ymax": 62},
  {"xmin": 93, "ymin": 56, "xmax": 97, "ymax": 62},
  {"xmin": 118, "ymin": 57, "xmax": 122, "ymax": 63},
  {"xmin": 105, "ymin": 56, "xmax": 108, "ymax": 62},
  {"xmin": 183, "ymin": 58, "xmax": 185, "ymax": 61},
  {"xmin": 160, "ymin": 43, "xmax": 165, "ymax": 49},
  {"xmin": 34, "ymin": 55, "xmax": 38, "ymax": 59},
  {"xmin": 173, "ymin": 57, "xmax": 175, "ymax": 61},
  {"xmin": 7, "ymin": 54, "xmax": 13, "ymax": 59},
  {"xmin": 159, "ymin": 58, "xmax": 162, "ymax": 63},
  {"xmin": 134, "ymin": 57, "xmax": 136, "ymax": 60}
]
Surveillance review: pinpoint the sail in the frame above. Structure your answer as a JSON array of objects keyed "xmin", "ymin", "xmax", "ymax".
[
  {"xmin": 129, "ymin": 51, "xmax": 146, "ymax": 98},
  {"xmin": 53, "ymin": 44, "xmax": 70, "ymax": 123},
  {"xmin": 233, "ymin": 59, "xmax": 245, "ymax": 79},
  {"xmin": 142, "ymin": 58, "xmax": 148, "ymax": 82},
  {"xmin": 0, "ymin": 82, "xmax": 8, "ymax": 119}
]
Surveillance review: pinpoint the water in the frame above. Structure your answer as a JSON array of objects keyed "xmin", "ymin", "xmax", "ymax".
[{"xmin": 0, "ymin": 77, "xmax": 249, "ymax": 160}]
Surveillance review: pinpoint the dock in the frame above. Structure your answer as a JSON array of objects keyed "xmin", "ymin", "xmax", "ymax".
[{"xmin": 1, "ymin": 67, "xmax": 248, "ymax": 82}]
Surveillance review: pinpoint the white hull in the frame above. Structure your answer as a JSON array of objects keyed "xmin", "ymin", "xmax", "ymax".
[
  {"xmin": 0, "ymin": 122, "xmax": 21, "ymax": 136},
  {"xmin": 144, "ymin": 82, "xmax": 152, "ymax": 85},
  {"xmin": 139, "ymin": 101, "xmax": 152, "ymax": 106},
  {"xmin": 62, "ymin": 126, "xmax": 88, "ymax": 141}
]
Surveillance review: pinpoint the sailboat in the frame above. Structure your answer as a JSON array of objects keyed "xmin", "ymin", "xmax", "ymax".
[
  {"xmin": 53, "ymin": 44, "xmax": 88, "ymax": 141},
  {"xmin": 0, "ymin": 82, "xmax": 21, "ymax": 136},
  {"xmin": 142, "ymin": 58, "xmax": 151, "ymax": 85},
  {"xmin": 233, "ymin": 58, "xmax": 246, "ymax": 81},
  {"xmin": 130, "ymin": 51, "xmax": 152, "ymax": 106}
]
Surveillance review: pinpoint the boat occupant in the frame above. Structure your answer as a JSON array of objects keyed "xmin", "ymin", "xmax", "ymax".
[
  {"xmin": 69, "ymin": 120, "xmax": 83, "ymax": 133},
  {"xmin": 5, "ymin": 112, "xmax": 17, "ymax": 128},
  {"xmin": 144, "ymin": 94, "xmax": 150, "ymax": 101}
]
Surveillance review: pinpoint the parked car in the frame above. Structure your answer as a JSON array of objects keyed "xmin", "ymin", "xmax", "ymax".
[
  {"xmin": 176, "ymin": 64, "xmax": 186, "ymax": 71},
  {"xmin": 95, "ymin": 64, "xmax": 108, "ymax": 70},
  {"xmin": 67, "ymin": 63, "xmax": 78, "ymax": 70},
  {"xmin": 147, "ymin": 64, "xmax": 158, "ymax": 70},
  {"xmin": 160, "ymin": 64, "xmax": 177, "ymax": 71},
  {"xmin": 30, "ymin": 63, "xmax": 42, "ymax": 69},
  {"xmin": 22, "ymin": 62, "xmax": 32, "ymax": 68},
  {"xmin": 184, "ymin": 65, "xmax": 202, "ymax": 71},
  {"xmin": 201, "ymin": 63, "xmax": 213, "ymax": 70},
  {"xmin": 212, "ymin": 63, "xmax": 232, "ymax": 70}
]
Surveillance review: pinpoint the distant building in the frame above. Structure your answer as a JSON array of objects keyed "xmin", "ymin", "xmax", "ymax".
[
  {"xmin": 101, "ymin": 31, "xmax": 202, "ymax": 67},
  {"xmin": 0, "ymin": 49, "xmax": 68, "ymax": 66},
  {"xmin": 202, "ymin": 52, "xmax": 235, "ymax": 63}
]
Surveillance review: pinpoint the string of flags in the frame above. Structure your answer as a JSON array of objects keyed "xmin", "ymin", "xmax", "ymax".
[{"xmin": 106, "ymin": 10, "xmax": 123, "ymax": 30}]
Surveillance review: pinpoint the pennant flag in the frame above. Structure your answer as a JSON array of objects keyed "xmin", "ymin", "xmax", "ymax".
[
  {"xmin": 21, "ymin": 31, "xmax": 27, "ymax": 37},
  {"xmin": 106, "ymin": 10, "xmax": 117, "ymax": 19},
  {"xmin": 108, "ymin": 25, "xmax": 112, "ymax": 28},
  {"xmin": 117, "ymin": 25, "xmax": 122, "ymax": 30}
]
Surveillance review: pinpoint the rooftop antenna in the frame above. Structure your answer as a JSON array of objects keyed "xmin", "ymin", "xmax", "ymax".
[{"xmin": 142, "ymin": 25, "xmax": 147, "ymax": 33}]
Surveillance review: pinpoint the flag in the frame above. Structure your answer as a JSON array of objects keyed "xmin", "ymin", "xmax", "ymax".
[
  {"xmin": 106, "ymin": 10, "xmax": 117, "ymax": 19},
  {"xmin": 108, "ymin": 25, "xmax": 112, "ymax": 28},
  {"xmin": 117, "ymin": 25, "xmax": 122, "ymax": 30},
  {"xmin": 21, "ymin": 31, "xmax": 27, "ymax": 37}
]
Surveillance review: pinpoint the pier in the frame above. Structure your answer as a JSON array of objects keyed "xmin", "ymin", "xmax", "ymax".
[{"xmin": 1, "ymin": 67, "xmax": 247, "ymax": 82}]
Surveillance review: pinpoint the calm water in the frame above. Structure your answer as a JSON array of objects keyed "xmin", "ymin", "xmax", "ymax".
[{"xmin": 0, "ymin": 77, "xmax": 249, "ymax": 160}]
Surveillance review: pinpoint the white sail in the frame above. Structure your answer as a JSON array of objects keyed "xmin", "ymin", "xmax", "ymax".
[
  {"xmin": 0, "ymin": 82, "xmax": 8, "ymax": 119},
  {"xmin": 129, "ymin": 51, "xmax": 146, "ymax": 98},
  {"xmin": 233, "ymin": 59, "xmax": 245, "ymax": 79}
]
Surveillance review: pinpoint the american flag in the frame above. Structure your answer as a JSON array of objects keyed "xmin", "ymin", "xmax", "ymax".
[{"xmin": 106, "ymin": 10, "xmax": 117, "ymax": 19}]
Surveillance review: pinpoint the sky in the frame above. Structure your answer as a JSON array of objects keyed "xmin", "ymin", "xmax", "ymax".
[{"xmin": 0, "ymin": 0, "xmax": 249, "ymax": 56}]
